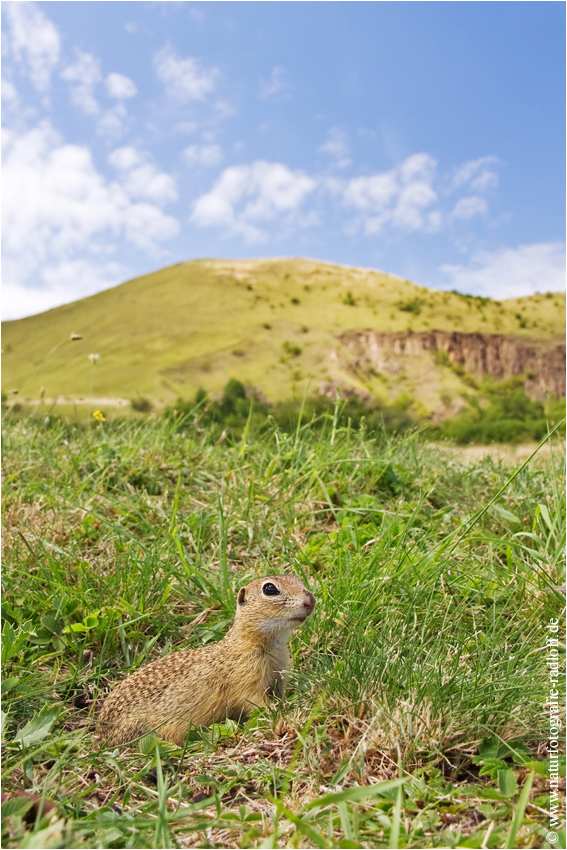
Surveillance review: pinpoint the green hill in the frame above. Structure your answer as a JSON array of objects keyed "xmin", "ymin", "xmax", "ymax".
[{"xmin": 2, "ymin": 258, "xmax": 565, "ymax": 415}]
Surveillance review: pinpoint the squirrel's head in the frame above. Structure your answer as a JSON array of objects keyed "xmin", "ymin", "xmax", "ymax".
[{"xmin": 234, "ymin": 574, "xmax": 316, "ymax": 636}]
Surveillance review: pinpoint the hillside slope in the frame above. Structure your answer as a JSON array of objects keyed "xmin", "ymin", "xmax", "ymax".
[{"xmin": 2, "ymin": 258, "xmax": 565, "ymax": 414}]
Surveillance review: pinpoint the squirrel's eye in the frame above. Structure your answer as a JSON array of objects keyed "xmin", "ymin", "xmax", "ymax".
[{"xmin": 262, "ymin": 582, "xmax": 281, "ymax": 596}]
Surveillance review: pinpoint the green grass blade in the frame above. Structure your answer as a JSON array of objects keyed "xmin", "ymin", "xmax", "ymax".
[{"xmin": 504, "ymin": 770, "xmax": 534, "ymax": 849}]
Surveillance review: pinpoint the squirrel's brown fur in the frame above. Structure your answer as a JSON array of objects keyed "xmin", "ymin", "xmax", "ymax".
[{"xmin": 96, "ymin": 574, "xmax": 315, "ymax": 747}]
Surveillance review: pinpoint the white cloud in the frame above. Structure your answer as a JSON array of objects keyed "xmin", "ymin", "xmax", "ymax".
[
  {"xmin": 153, "ymin": 45, "xmax": 219, "ymax": 102},
  {"xmin": 399, "ymin": 152, "xmax": 436, "ymax": 185},
  {"xmin": 213, "ymin": 98, "xmax": 236, "ymax": 120},
  {"xmin": 470, "ymin": 170, "xmax": 499, "ymax": 193},
  {"xmin": 391, "ymin": 181, "xmax": 439, "ymax": 232},
  {"xmin": 96, "ymin": 103, "xmax": 129, "ymax": 140},
  {"xmin": 191, "ymin": 161, "xmax": 316, "ymax": 241},
  {"xmin": 61, "ymin": 50, "xmax": 102, "ymax": 115},
  {"xmin": 182, "ymin": 143, "xmax": 223, "ymax": 168},
  {"xmin": 439, "ymin": 242, "xmax": 566, "ymax": 299},
  {"xmin": 121, "ymin": 202, "xmax": 180, "ymax": 245},
  {"xmin": 1, "ymin": 78, "xmax": 18, "ymax": 104},
  {"xmin": 108, "ymin": 146, "xmax": 178, "ymax": 204},
  {"xmin": 61, "ymin": 62, "xmax": 136, "ymax": 134},
  {"xmin": 42, "ymin": 259, "xmax": 126, "ymax": 295},
  {"xmin": 3, "ymin": 1, "xmax": 60, "ymax": 92},
  {"xmin": 318, "ymin": 127, "xmax": 351, "ymax": 168},
  {"xmin": 452, "ymin": 156, "xmax": 499, "ymax": 192},
  {"xmin": 108, "ymin": 147, "xmax": 145, "ymax": 171},
  {"xmin": 2, "ymin": 259, "xmax": 128, "ymax": 320},
  {"xmin": 1, "ymin": 76, "xmax": 39, "ymax": 128},
  {"xmin": 452, "ymin": 196, "xmax": 488, "ymax": 220},
  {"xmin": 258, "ymin": 65, "xmax": 293, "ymax": 100},
  {"xmin": 2, "ymin": 120, "xmax": 180, "ymax": 318},
  {"xmin": 105, "ymin": 72, "xmax": 137, "ymax": 100},
  {"xmin": 343, "ymin": 172, "xmax": 398, "ymax": 211},
  {"xmin": 344, "ymin": 153, "xmax": 439, "ymax": 234}
]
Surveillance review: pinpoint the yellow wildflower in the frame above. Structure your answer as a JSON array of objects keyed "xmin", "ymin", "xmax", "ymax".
[{"xmin": 92, "ymin": 410, "xmax": 106, "ymax": 422}]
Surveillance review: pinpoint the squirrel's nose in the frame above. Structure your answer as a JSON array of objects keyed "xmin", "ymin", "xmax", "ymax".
[{"xmin": 303, "ymin": 592, "xmax": 316, "ymax": 612}]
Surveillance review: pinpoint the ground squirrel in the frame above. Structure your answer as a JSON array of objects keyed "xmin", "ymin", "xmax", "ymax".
[{"xmin": 96, "ymin": 574, "xmax": 316, "ymax": 747}]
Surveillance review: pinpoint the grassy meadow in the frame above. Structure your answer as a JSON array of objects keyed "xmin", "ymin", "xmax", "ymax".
[
  {"xmin": 2, "ymin": 403, "xmax": 565, "ymax": 848},
  {"xmin": 2, "ymin": 259, "xmax": 565, "ymax": 414}
]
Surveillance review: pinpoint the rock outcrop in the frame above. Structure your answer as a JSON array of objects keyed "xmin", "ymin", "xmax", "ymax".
[{"xmin": 336, "ymin": 330, "xmax": 566, "ymax": 400}]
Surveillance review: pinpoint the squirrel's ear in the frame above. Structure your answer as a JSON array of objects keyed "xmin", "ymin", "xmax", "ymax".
[{"xmin": 237, "ymin": 587, "xmax": 247, "ymax": 606}]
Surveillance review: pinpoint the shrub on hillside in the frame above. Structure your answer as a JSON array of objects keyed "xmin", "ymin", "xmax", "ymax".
[
  {"xmin": 282, "ymin": 341, "xmax": 302, "ymax": 357},
  {"xmin": 165, "ymin": 380, "xmax": 417, "ymax": 442},
  {"xmin": 434, "ymin": 378, "xmax": 561, "ymax": 444},
  {"xmin": 397, "ymin": 297, "xmax": 422, "ymax": 315},
  {"xmin": 165, "ymin": 379, "xmax": 269, "ymax": 437},
  {"xmin": 166, "ymin": 375, "xmax": 564, "ymax": 446},
  {"xmin": 220, "ymin": 378, "xmax": 246, "ymax": 415},
  {"xmin": 545, "ymin": 395, "xmax": 566, "ymax": 424},
  {"xmin": 131, "ymin": 396, "xmax": 153, "ymax": 413}
]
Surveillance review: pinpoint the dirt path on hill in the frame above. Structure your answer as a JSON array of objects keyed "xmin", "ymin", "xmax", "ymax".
[
  {"xmin": 443, "ymin": 441, "xmax": 559, "ymax": 465},
  {"xmin": 26, "ymin": 397, "xmax": 131, "ymax": 407}
]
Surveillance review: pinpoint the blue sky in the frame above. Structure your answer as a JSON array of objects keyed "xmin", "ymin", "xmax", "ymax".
[{"xmin": 2, "ymin": 1, "xmax": 565, "ymax": 320}]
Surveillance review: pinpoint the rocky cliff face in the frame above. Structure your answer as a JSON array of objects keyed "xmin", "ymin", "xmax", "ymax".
[{"xmin": 336, "ymin": 330, "xmax": 566, "ymax": 400}]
